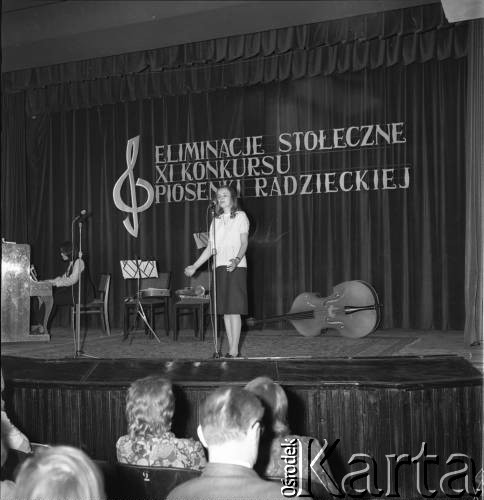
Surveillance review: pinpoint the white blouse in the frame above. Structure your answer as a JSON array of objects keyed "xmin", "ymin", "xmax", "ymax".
[{"xmin": 209, "ymin": 211, "xmax": 249, "ymax": 268}]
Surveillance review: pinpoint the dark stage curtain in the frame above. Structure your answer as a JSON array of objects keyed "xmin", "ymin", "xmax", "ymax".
[
  {"xmin": 464, "ymin": 20, "xmax": 483, "ymax": 345},
  {"xmin": 1, "ymin": 4, "xmax": 467, "ymax": 115},
  {"xmin": 1, "ymin": 92, "xmax": 29, "ymax": 243},
  {"xmin": 24, "ymin": 56, "xmax": 466, "ymax": 331},
  {"xmin": 1, "ymin": 4, "xmax": 469, "ymax": 332}
]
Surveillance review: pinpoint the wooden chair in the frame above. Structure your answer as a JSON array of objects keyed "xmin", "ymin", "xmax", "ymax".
[
  {"xmin": 104, "ymin": 463, "xmax": 202, "ymax": 500},
  {"xmin": 174, "ymin": 270, "xmax": 210, "ymax": 341},
  {"xmin": 123, "ymin": 273, "xmax": 171, "ymax": 338},
  {"xmin": 71, "ymin": 273, "xmax": 111, "ymax": 335}
]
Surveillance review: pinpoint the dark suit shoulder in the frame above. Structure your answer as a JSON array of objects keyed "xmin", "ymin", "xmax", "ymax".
[{"xmin": 167, "ymin": 474, "xmax": 301, "ymax": 500}]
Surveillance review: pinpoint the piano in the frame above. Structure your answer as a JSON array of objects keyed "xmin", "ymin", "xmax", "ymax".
[{"xmin": 1, "ymin": 242, "xmax": 52, "ymax": 342}]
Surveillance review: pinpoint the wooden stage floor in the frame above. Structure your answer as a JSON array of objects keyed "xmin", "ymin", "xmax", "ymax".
[{"xmin": 1, "ymin": 326, "xmax": 483, "ymax": 372}]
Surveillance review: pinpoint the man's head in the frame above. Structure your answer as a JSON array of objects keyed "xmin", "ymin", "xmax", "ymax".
[{"xmin": 197, "ymin": 387, "xmax": 264, "ymax": 467}]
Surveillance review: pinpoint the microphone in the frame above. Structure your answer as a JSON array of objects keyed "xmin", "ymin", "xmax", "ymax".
[
  {"xmin": 208, "ymin": 200, "xmax": 217, "ymax": 209},
  {"xmin": 74, "ymin": 209, "xmax": 92, "ymax": 222}
]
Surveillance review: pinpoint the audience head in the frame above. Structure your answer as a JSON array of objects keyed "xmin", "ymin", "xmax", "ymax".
[
  {"xmin": 245, "ymin": 376, "xmax": 290, "ymax": 436},
  {"xmin": 198, "ymin": 387, "xmax": 264, "ymax": 466},
  {"xmin": 14, "ymin": 445, "xmax": 104, "ymax": 500},
  {"xmin": 126, "ymin": 375, "xmax": 175, "ymax": 439}
]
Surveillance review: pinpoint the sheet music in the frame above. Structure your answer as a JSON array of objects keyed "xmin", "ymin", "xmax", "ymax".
[
  {"xmin": 193, "ymin": 232, "xmax": 209, "ymax": 249},
  {"xmin": 30, "ymin": 265, "xmax": 38, "ymax": 281},
  {"xmin": 120, "ymin": 260, "xmax": 158, "ymax": 279}
]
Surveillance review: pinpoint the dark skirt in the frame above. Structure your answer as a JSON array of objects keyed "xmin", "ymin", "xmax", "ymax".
[
  {"xmin": 215, "ymin": 267, "xmax": 247, "ymax": 315},
  {"xmin": 53, "ymin": 286, "xmax": 77, "ymax": 306}
]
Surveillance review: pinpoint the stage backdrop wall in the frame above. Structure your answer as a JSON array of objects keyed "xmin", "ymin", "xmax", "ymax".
[{"xmin": 22, "ymin": 56, "xmax": 466, "ymax": 331}]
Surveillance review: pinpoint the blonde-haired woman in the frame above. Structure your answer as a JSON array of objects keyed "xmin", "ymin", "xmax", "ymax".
[
  {"xmin": 116, "ymin": 375, "xmax": 206, "ymax": 469},
  {"xmin": 245, "ymin": 376, "xmax": 338, "ymax": 496},
  {"xmin": 185, "ymin": 185, "xmax": 249, "ymax": 358},
  {"xmin": 14, "ymin": 445, "xmax": 104, "ymax": 500}
]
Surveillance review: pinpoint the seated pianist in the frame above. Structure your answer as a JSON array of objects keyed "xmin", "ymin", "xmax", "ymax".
[{"xmin": 31, "ymin": 241, "xmax": 85, "ymax": 335}]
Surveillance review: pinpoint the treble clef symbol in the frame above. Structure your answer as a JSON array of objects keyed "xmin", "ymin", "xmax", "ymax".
[{"xmin": 112, "ymin": 135, "xmax": 154, "ymax": 238}]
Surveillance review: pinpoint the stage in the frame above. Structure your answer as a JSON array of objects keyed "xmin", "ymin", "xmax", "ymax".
[{"xmin": 1, "ymin": 326, "xmax": 482, "ymax": 370}]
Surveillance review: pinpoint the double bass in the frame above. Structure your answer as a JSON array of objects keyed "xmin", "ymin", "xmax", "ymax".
[{"xmin": 247, "ymin": 280, "xmax": 382, "ymax": 339}]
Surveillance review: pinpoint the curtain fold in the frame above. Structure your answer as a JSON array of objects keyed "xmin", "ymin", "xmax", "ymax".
[
  {"xmin": 1, "ymin": 92, "xmax": 28, "ymax": 242},
  {"xmin": 2, "ymin": 5, "xmax": 467, "ymax": 115},
  {"xmin": 464, "ymin": 20, "xmax": 484, "ymax": 345}
]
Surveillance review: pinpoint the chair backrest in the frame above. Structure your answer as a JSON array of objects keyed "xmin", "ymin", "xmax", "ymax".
[
  {"xmin": 113, "ymin": 463, "xmax": 201, "ymax": 500},
  {"xmin": 98, "ymin": 274, "xmax": 111, "ymax": 304},
  {"xmin": 142, "ymin": 272, "xmax": 171, "ymax": 290}
]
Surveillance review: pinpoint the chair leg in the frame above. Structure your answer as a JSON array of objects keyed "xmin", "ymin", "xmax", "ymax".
[
  {"xmin": 197, "ymin": 304, "xmax": 203, "ymax": 340},
  {"xmin": 123, "ymin": 306, "xmax": 129, "ymax": 337},
  {"xmin": 104, "ymin": 303, "xmax": 111, "ymax": 336},
  {"xmin": 192, "ymin": 310, "xmax": 198, "ymax": 338},
  {"xmin": 174, "ymin": 308, "xmax": 179, "ymax": 341},
  {"xmin": 199, "ymin": 304, "xmax": 205, "ymax": 341},
  {"xmin": 99, "ymin": 309, "xmax": 106, "ymax": 335},
  {"xmin": 164, "ymin": 299, "xmax": 170, "ymax": 336},
  {"xmin": 93, "ymin": 306, "xmax": 105, "ymax": 335}
]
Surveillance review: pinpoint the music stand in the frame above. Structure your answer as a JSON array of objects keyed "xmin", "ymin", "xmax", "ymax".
[
  {"xmin": 193, "ymin": 232, "xmax": 209, "ymax": 250},
  {"xmin": 121, "ymin": 259, "xmax": 161, "ymax": 343}
]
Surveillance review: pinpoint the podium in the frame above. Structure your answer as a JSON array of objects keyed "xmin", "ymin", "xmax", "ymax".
[{"xmin": 1, "ymin": 242, "xmax": 51, "ymax": 342}]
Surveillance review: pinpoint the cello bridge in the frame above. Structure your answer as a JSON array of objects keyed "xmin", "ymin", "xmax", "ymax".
[{"xmin": 326, "ymin": 318, "xmax": 344, "ymax": 328}]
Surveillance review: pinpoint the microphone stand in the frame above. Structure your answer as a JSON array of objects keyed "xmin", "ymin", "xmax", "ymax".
[
  {"xmin": 209, "ymin": 204, "xmax": 220, "ymax": 358},
  {"xmin": 73, "ymin": 217, "xmax": 96, "ymax": 359}
]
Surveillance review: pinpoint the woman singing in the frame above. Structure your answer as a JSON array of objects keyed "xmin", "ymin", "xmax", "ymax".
[{"xmin": 185, "ymin": 186, "xmax": 249, "ymax": 358}]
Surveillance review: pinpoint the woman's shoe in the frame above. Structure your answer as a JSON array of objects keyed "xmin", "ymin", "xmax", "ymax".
[{"xmin": 224, "ymin": 353, "xmax": 233, "ymax": 358}]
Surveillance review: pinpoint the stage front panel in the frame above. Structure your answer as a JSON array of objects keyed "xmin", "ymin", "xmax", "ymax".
[{"xmin": 2, "ymin": 355, "xmax": 481, "ymax": 498}]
